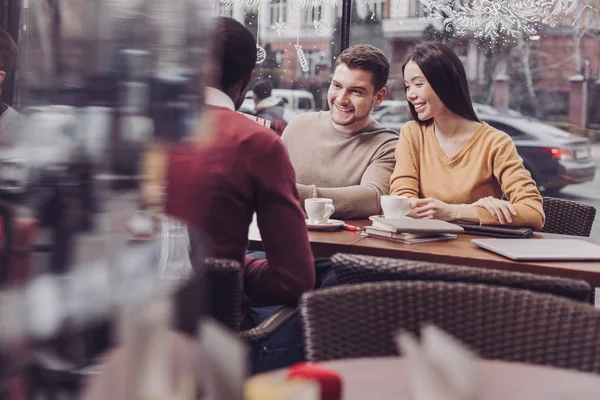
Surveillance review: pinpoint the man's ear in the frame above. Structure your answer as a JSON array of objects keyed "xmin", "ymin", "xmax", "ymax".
[
  {"xmin": 0, "ymin": 71, "xmax": 6, "ymax": 88},
  {"xmin": 373, "ymin": 87, "xmax": 387, "ymax": 108}
]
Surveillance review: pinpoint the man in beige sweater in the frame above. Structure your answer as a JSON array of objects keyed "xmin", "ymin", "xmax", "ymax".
[{"xmin": 281, "ymin": 45, "xmax": 398, "ymax": 219}]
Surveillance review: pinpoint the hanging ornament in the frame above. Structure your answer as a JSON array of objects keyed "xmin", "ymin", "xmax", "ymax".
[
  {"xmin": 295, "ymin": 9, "xmax": 309, "ymax": 73},
  {"xmin": 313, "ymin": 19, "xmax": 332, "ymax": 35},
  {"xmin": 255, "ymin": 4, "xmax": 266, "ymax": 64},
  {"xmin": 295, "ymin": 45, "xmax": 309, "ymax": 72},
  {"xmin": 256, "ymin": 44, "xmax": 266, "ymax": 64}
]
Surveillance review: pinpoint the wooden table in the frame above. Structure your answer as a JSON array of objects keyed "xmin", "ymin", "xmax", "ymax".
[
  {"xmin": 352, "ymin": 229, "xmax": 600, "ymax": 286},
  {"xmin": 247, "ymin": 220, "xmax": 369, "ymax": 257},
  {"xmin": 261, "ymin": 357, "xmax": 600, "ymax": 399},
  {"xmin": 249, "ymin": 219, "xmax": 600, "ymax": 286}
]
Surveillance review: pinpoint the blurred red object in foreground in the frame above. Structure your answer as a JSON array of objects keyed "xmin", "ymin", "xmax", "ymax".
[
  {"xmin": 0, "ymin": 217, "xmax": 37, "ymax": 284},
  {"xmin": 287, "ymin": 362, "xmax": 342, "ymax": 400}
]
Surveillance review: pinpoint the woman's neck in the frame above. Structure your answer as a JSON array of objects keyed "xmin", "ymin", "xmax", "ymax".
[{"xmin": 433, "ymin": 110, "xmax": 480, "ymax": 140}]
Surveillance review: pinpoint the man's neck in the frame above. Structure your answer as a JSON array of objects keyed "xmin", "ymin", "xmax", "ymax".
[
  {"xmin": 331, "ymin": 116, "xmax": 373, "ymax": 135},
  {"xmin": 0, "ymin": 103, "xmax": 8, "ymax": 117}
]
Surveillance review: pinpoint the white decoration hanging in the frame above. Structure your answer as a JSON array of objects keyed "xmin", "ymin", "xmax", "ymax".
[
  {"xmin": 270, "ymin": 21, "xmax": 289, "ymax": 35},
  {"xmin": 295, "ymin": 44, "xmax": 309, "ymax": 72},
  {"xmin": 297, "ymin": 0, "xmax": 339, "ymax": 10},
  {"xmin": 270, "ymin": 0, "xmax": 288, "ymax": 35},
  {"xmin": 418, "ymin": 0, "xmax": 587, "ymax": 41},
  {"xmin": 219, "ymin": 0, "xmax": 260, "ymax": 8},
  {"xmin": 313, "ymin": 19, "xmax": 332, "ymax": 35},
  {"xmin": 256, "ymin": 45, "xmax": 266, "ymax": 64}
]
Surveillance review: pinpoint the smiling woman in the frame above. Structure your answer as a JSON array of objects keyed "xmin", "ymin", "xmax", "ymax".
[{"xmin": 389, "ymin": 42, "xmax": 545, "ymax": 230}]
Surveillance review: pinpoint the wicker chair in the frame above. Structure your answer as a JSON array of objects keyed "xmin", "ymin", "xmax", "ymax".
[
  {"xmin": 205, "ymin": 257, "xmax": 244, "ymax": 330},
  {"xmin": 203, "ymin": 257, "xmax": 297, "ymax": 343},
  {"xmin": 331, "ymin": 253, "xmax": 592, "ymax": 303},
  {"xmin": 541, "ymin": 196, "xmax": 596, "ymax": 237},
  {"xmin": 301, "ymin": 281, "xmax": 600, "ymax": 373}
]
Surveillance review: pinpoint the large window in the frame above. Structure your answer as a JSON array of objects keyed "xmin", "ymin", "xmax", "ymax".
[
  {"xmin": 303, "ymin": 5, "xmax": 323, "ymax": 26},
  {"xmin": 269, "ymin": 0, "xmax": 287, "ymax": 26},
  {"xmin": 7, "ymin": 0, "xmax": 600, "ymax": 240},
  {"xmin": 351, "ymin": 0, "xmax": 600, "ymax": 237},
  {"xmin": 227, "ymin": 0, "xmax": 341, "ymax": 116}
]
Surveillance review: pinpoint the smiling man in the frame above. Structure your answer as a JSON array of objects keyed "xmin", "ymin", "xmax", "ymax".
[{"xmin": 281, "ymin": 44, "xmax": 398, "ymax": 219}]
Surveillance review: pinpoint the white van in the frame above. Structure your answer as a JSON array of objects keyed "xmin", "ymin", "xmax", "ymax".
[{"xmin": 241, "ymin": 89, "xmax": 316, "ymax": 122}]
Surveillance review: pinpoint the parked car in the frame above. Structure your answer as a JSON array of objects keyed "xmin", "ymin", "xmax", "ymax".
[
  {"xmin": 373, "ymin": 102, "xmax": 595, "ymax": 193},
  {"xmin": 0, "ymin": 105, "xmax": 96, "ymax": 231},
  {"xmin": 372, "ymin": 100, "xmax": 407, "ymax": 119},
  {"xmin": 480, "ymin": 113, "xmax": 596, "ymax": 193},
  {"xmin": 240, "ymin": 89, "xmax": 316, "ymax": 122},
  {"xmin": 372, "ymin": 102, "xmax": 410, "ymax": 132}
]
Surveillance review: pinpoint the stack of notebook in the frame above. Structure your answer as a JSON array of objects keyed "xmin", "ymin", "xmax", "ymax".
[{"xmin": 362, "ymin": 217, "xmax": 464, "ymax": 244}]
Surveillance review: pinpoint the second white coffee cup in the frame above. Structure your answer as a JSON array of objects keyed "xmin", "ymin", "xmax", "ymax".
[
  {"xmin": 381, "ymin": 195, "xmax": 409, "ymax": 219},
  {"xmin": 305, "ymin": 198, "xmax": 335, "ymax": 224}
]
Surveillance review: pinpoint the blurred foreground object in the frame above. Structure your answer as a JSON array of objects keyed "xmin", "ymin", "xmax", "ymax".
[{"xmin": 396, "ymin": 325, "xmax": 480, "ymax": 400}]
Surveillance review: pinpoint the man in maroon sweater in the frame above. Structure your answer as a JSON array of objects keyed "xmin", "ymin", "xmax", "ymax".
[{"xmin": 164, "ymin": 17, "xmax": 315, "ymax": 373}]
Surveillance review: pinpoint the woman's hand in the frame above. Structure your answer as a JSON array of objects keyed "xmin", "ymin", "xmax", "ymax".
[
  {"xmin": 412, "ymin": 198, "xmax": 458, "ymax": 221},
  {"xmin": 473, "ymin": 196, "xmax": 517, "ymax": 224}
]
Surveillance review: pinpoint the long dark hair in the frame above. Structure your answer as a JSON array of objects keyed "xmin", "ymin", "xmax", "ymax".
[{"xmin": 402, "ymin": 42, "xmax": 479, "ymax": 125}]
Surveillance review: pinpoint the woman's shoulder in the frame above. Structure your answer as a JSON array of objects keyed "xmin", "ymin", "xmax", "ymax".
[
  {"xmin": 400, "ymin": 120, "xmax": 430, "ymax": 139},
  {"xmin": 479, "ymin": 122, "xmax": 514, "ymax": 147},
  {"xmin": 480, "ymin": 122, "xmax": 512, "ymax": 142}
]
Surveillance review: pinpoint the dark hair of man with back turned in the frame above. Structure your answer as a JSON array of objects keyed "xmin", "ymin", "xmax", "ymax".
[{"xmin": 213, "ymin": 17, "xmax": 257, "ymax": 92}]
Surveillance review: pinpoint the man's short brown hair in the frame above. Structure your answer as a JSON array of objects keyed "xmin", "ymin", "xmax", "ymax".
[
  {"xmin": 0, "ymin": 28, "xmax": 17, "ymax": 79},
  {"xmin": 335, "ymin": 44, "xmax": 389, "ymax": 92}
]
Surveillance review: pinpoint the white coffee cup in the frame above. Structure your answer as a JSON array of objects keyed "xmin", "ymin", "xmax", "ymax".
[
  {"xmin": 381, "ymin": 195, "xmax": 409, "ymax": 219},
  {"xmin": 305, "ymin": 198, "xmax": 335, "ymax": 224}
]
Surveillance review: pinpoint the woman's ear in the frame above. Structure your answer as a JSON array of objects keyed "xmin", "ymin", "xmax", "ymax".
[{"xmin": 0, "ymin": 71, "xmax": 6, "ymax": 88}]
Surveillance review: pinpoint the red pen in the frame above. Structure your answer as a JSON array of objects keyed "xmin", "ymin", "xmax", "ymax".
[{"xmin": 343, "ymin": 224, "xmax": 361, "ymax": 232}]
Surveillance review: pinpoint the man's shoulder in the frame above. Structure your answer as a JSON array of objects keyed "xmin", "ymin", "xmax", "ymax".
[
  {"xmin": 287, "ymin": 110, "xmax": 327, "ymax": 128},
  {"xmin": 213, "ymin": 107, "xmax": 279, "ymax": 143},
  {"xmin": 282, "ymin": 111, "xmax": 328, "ymax": 142}
]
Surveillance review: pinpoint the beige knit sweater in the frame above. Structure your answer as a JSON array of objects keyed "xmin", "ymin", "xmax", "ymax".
[{"xmin": 282, "ymin": 111, "xmax": 399, "ymax": 219}]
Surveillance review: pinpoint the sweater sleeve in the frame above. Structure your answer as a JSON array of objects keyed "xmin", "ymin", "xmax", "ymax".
[
  {"xmin": 244, "ymin": 137, "xmax": 315, "ymax": 305},
  {"xmin": 389, "ymin": 124, "xmax": 420, "ymax": 199},
  {"xmin": 476, "ymin": 133, "xmax": 545, "ymax": 229},
  {"xmin": 296, "ymin": 137, "xmax": 397, "ymax": 219}
]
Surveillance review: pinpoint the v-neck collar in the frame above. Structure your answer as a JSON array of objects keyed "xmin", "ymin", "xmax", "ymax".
[{"xmin": 430, "ymin": 122, "xmax": 488, "ymax": 166}]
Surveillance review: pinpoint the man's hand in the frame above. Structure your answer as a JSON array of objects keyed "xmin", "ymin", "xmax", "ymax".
[
  {"xmin": 412, "ymin": 198, "xmax": 458, "ymax": 221},
  {"xmin": 473, "ymin": 196, "xmax": 517, "ymax": 224}
]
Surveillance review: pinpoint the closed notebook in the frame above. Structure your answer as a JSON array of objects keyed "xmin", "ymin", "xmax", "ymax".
[
  {"xmin": 362, "ymin": 228, "xmax": 458, "ymax": 244},
  {"xmin": 457, "ymin": 224, "xmax": 533, "ymax": 238},
  {"xmin": 370, "ymin": 217, "xmax": 464, "ymax": 234}
]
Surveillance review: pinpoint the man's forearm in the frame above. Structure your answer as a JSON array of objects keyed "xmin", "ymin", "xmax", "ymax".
[{"xmin": 297, "ymin": 183, "xmax": 381, "ymax": 219}]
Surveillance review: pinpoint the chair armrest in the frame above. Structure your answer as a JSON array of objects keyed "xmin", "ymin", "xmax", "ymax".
[{"xmin": 240, "ymin": 307, "xmax": 298, "ymax": 344}]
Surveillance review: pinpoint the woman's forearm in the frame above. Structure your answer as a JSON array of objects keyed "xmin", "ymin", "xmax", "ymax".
[{"xmin": 451, "ymin": 204, "xmax": 481, "ymax": 224}]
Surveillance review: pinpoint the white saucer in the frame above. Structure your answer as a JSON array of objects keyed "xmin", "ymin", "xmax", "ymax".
[{"xmin": 305, "ymin": 219, "xmax": 345, "ymax": 231}]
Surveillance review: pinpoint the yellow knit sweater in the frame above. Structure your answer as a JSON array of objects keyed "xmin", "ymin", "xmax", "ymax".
[{"xmin": 390, "ymin": 121, "xmax": 545, "ymax": 229}]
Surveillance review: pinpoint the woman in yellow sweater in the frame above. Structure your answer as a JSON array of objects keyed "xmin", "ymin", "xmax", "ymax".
[{"xmin": 390, "ymin": 42, "xmax": 545, "ymax": 230}]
